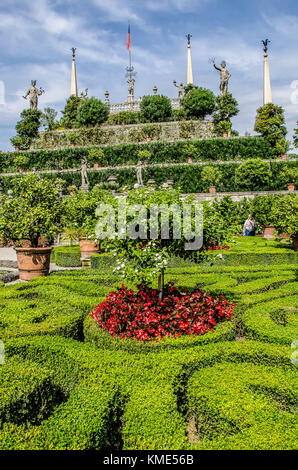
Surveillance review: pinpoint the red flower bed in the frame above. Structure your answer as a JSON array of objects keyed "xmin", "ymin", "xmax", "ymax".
[{"xmin": 90, "ymin": 284, "xmax": 235, "ymax": 342}]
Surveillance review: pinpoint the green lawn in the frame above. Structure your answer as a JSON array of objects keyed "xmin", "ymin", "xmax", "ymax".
[{"xmin": 0, "ymin": 262, "xmax": 297, "ymax": 450}]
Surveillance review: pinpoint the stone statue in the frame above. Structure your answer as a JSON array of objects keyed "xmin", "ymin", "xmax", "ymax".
[
  {"xmin": 136, "ymin": 161, "xmax": 143, "ymax": 187},
  {"xmin": 212, "ymin": 60, "xmax": 231, "ymax": 96},
  {"xmin": 23, "ymin": 80, "xmax": 45, "ymax": 110},
  {"xmin": 262, "ymin": 39, "xmax": 270, "ymax": 54},
  {"xmin": 173, "ymin": 80, "xmax": 184, "ymax": 100},
  {"xmin": 80, "ymin": 157, "xmax": 89, "ymax": 189},
  {"xmin": 127, "ymin": 77, "xmax": 135, "ymax": 99},
  {"xmin": 80, "ymin": 88, "xmax": 88, "ymax": 100}
]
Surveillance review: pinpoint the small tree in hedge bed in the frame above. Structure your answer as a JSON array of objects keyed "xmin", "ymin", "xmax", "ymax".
[
  {"xmin": 11, "ymin": 109, "xmax": 42, "ymax": 150},
  {"xmin": 0, "ymin": 175, "xmax": 63, "ymax": 247},
  {"xmin": 181, "ymin": 87, "xmax": 216, "ymax": 120},
  {"xmin": 254, "ymin": 103, "xmax": 289, "ymax": 157},
  {"xmin": 201, "ymin": 166, "xmax": 222, "ymax": 190},
  {"xmin": 213, "ymin": 93, "xmax": 239, "ymax": 136},
  {"xmin": 76, "ymin": 97, "xmax": 109, "ymax": 127},
  {"xmin": 250, "ymin": 195, "xmax": 282, "ymax": 226},
  {"xmin": 97, "ymin": 188, "xmax": 235, "ymax": 298},
  {"xmin": 139, "ymin": 95, "xmax": 173, "ymax": 123},
  {"xmin": 235, "ymin": 158, "xmax": 272, "ymax": 191},
  {"xmin": 271, "ymin": 194, "xmax": 298, "ymax": 239},
  {"xmin": 61, "ymin": 96, "xmax": 81, "ymax": 128}
]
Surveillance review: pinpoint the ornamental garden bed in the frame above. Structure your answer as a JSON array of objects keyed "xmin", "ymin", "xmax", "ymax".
[{"xmin": 0, "ymin": 262, "xmax": 297, "ymax": 450}]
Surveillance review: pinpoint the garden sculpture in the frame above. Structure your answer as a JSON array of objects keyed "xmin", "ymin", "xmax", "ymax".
[
  {"xmin": 136, "ymin": 161, "xmax": 144, "ymax": 187},
  {"xmin": 23, "ymin": 80, "xmax": 45, "ymax": 110},
  {"xmin": 212, "ymin": 59, "xmax": 231, "ymax": 95},
  {"xmin": 173, "ymin": 80, "xmax": 184, "ymax": 100}
]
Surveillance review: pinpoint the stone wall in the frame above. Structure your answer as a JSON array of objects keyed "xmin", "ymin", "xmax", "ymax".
[{"xmin": 30, "ymin": 120, "xmax": 215, "ymax": 150}]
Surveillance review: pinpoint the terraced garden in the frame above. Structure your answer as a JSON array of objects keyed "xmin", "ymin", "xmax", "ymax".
[{"xmin": 0, "ymin": 261, "xmax": 297, "ymax": 450}]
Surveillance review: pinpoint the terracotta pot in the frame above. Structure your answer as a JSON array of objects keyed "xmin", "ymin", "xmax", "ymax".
[
  {"xmin": 146, "ymin": 137, "xmax": 152, "ymax": 142},
  {"xmin": 15, "ymin": 146, "xmax": 20, "ymax": 151},
  {"xmin": 223, "ymin": 133, "xmax": 228, "ymax": 138},
  {"xmin": 122, "ymin": 122, "xmax": 126, "ymax": 126},
  {"xmin": 19, "ymin": 168, "xmax": 24, "ymax": 173},
  {"xmin": 292, "ymin": 234, "xmax": 298, "ymax": 252},
  {"xmin": 93, "ymin": 162, "xmax": 99, "ymax": 169},
  {"xmin": 281, "ymin": 154, "xmax": 287, "ymax": 160},
  {"xmin": 79, "ymin": 238, "xmax": 100, "ymax": 259},
  {"xmin": 209, "ymin": 186, "xmax": 216, "ymax": 194},
  {"xmin": 187, "ymin": 157, "xmax": 193, "ymax": 163},
  {"xmin": 287, "ymin": 183, "xmax": 295, "ymax": 191},
  {"xmin": 263, "ymin": 225, "xmax": 275, "ymax": 239},
  {"xmin": 71, "ymin": 143, "xmax": 76, "ymax": 147},
  {"xmin": 15, "ymin": 247, "xmax": 53, "ymax": 281}
]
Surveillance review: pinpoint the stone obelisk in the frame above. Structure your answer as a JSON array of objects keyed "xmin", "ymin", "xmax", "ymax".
[
  {"xmin": 70, "ymin": 47, "xmax": 78, "ymax": 97},
  {"xmin": 186, "ymin": 34, "xmax": 194, "ymax": 85},
  {"xmin": 262, "ymin": 40, "xmax": 272, "ymax": 105}
]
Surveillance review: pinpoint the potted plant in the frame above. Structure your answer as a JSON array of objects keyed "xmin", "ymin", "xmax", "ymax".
[
  {"xmin": 279, "ymin": 167, "xmax": 297, "ymax": 192},
  {"xmin": 271, "ymin": 194, "xmax": 298, "ymax": 250},
  {"xmin": 0, "ymin": 175, "xmax": 63, "ymax": 280},
  {"xmin": 13, "ymin": 155, "xmax": 29, "ymax": 173},
  {"xmin": 137, "ymin": 149, "xmax": 151, "ymax": 163},
  {"xmin": 87, "ymin": 148, "xmax": 106, "ymax": 168},
  {"xmin": 182, "ymin": 143, "xmax": 197, "ymax": 164},
  {"xmin": 250, "ymin": 195, "xmax": 280, "ymax": 238},
  {"xmin": 201, "ymin": 166, "xmax": 222, "ymax": 194},
  {"xmin": 67, "ymin": 131, "xmax": 80, "ymax": 147}
]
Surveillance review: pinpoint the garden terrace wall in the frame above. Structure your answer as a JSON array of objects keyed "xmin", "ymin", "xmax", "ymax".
[
  {"xmin": 0, "ymin": 136, "xmax": 273, "ymax": 173},
  {"xmin": 30, "ymin": 121, "xmax": 215, "ymax": 150},
  {"xmin": 1, "ymin": 159, "xmax": 297, "ymax": 193}
]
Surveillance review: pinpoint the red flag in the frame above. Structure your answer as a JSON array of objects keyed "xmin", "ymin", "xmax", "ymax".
[{"xmin": 127, "ymin": 23, "xmax": 131, "ymax": 51}]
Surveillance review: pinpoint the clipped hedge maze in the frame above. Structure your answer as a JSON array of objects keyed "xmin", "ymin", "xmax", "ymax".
[{"xmin": 0, "ymin": 264, "xmax": 297, "ymax": 450}]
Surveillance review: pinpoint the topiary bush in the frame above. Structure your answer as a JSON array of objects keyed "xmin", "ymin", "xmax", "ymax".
[
  {"xmin": 181, "ymin": 87, "xmax": 216, "ymax": 120},
  {"xmin": 254, "ymin": 103, "xmax": 289, "ymax": 157},
  {"xmin": 61, "ymin": 96, "xmax": 81, "ymax": 129},
  {"xmin": 235, "ymin": 158, "xmax": 272, "ymax": 190},
  {"xmin": 139, "ymin": 95, "xmax": 173, "ymax": 123},
  {"xmin": 76, "ymin": 97, "xmax": 109, "ymax": 127}
]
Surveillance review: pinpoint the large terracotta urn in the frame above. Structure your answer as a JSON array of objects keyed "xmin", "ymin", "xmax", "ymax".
[
  {"xmin": 209, "ymin": 186, "xmax": 216, "ymax": 195},
  {"xmin": 15, "ymin": 247, "xmax": 53, "ymax": 281},
  {"xmin": 287, "ymin": 183, "xmax": 295, "ymax": 191},
  {"xmin": 79, "ymin": 238, "xmax": 100, "ymax": 259},
  {"xmin": 263, "ymin": 225, "xmax": 275, "ymax": 239}
]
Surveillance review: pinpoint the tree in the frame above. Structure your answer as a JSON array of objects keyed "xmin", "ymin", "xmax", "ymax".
[
  {"xmin": 0, "ymin": 175, "xmax": 63, "ymax": 247},
  {"xmin": 41, "ymin": 107, "xmax": 58, "ymax": 131},
  {"xmin": 61, "ymin": 96, "xmax": 81, "ymax": 128},
  {"xmin": 201, "ymin": 166, "xmax": 222, "ymax": 189},
  {"xmin": 76, "ymin": 97, "xmax": 109, "ymax": 127},
  {"xmin": 96, "ymin": 188, "xmax": 235, "ymax": 298},
  {"xmin": 139, "ymin": 95, "xmax": 173, "ymax": 123},
  {"xmin": 181, "ymin": 87, "xmax": 216, "ymax": 120},
  {"xmin": 213, "ymin": 93, "xmax": 239, "ymax": 136},
  {"xmin": 271, "ymin": 194, "xmax": 298, "ymax": 237},
  {"xmin": 235, "ymin": 158, "xmax": 272, "ymax": 191},
  {"xmin": 254, "ymin": 103, "xmax": 288, "ymax": 157},
  {"xmin": 10, "ymin": 109, "xmax": 42, "ymax": 150}
]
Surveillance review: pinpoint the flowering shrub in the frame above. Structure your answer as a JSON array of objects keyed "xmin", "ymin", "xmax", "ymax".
[{"xmin": 90, "ymin": 283, "xmax": 235, "ymax": 341}]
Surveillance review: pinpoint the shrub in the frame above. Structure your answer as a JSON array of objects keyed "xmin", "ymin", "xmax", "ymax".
[
  {"xmin": 181, "ymin": 87, "xmax": 216, "ymax": 120},
  {"xmin": 0, "ymin": 174, "xmax": 63, "ymax": 247},
  {"xmin": 67, "ymin": 131, "xmax": 80, "ymax": 145},
  {"xmin": 201, "ymin": 166, "xmax": 222, "ymax": 188},
  {"xmin": 13, "ymin": 155, "xmax": 29, "ymax": 169},
  {"xmin": 235, "ymin": 158, "xmax": 272, "ymax": 190},
  {"xmin": 41, "ymin": 108, "xmax": 58, "ymax": 131},
  {"xmin": 76, "ymin": 97, "xmax": 109, "ymax": 127},
  {"xmin": 250, "ymin": 195, "xmax": 282, "ymax": 226},
  {"xmin": 61, "ymin": 96, "xmax": 81, "ymax": 128},
  {"xmin": 11, "ymin": 109, "xmax": 42, "ymax": 150},
  {"xmin": 137, "ymin": 149, "xmax": 151, "ymax": 161},
  {"xmin": 254, "ymin": 103, "xmax": 288, "ymax": 157},
  {"xmin": 139, "ymin": 95, "xmax": 173, "ymax": 123},
  {"xmin": 271, "ymin": 194, "xmax": 298, "ymax": 236},
  {"xmin": 279, "ymin": 166, "xmax": 298, "ymax": 186},
  {"xmin": 90, "ymin": 283, "xmax": 234, "ymax": 341},
  {"xmin": 107, "ymin": 111, "xmax": 140, "ymax": 125},
  {"xmin": 213, "ymin": 93, "xmax": 239, "ymax": 136},
  {"xmin": 87, "ymin": 148, "xmax": 106, "ymax": 166},
  {"xmin": 294, "ymin": 123, "xmax": 298, "ymax": 148}
]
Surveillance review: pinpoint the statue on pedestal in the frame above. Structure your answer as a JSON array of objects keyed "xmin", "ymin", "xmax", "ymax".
[
  {"xmin": 127, "ymin": 77, "xmax": 135, "ymax": 102},
  {"xmin": 211, "ymin": 59, "xmax": 231, "ymax": 96},
  {"xmin": 80, "ymin": 157, "xmax": 89, "ymax": 191},
  {"xmin": 23, "ymin": 80, "xmax": 45, "ymax": 110},
  {"xmin": 173, "ymin": 80, "xmax": 184, "ymax": 100},
  {"xmin": 136, "ymin": 161, "xmax": 143, "ymax": 187}
]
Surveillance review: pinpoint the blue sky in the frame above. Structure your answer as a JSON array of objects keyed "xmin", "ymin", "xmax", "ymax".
[{"xmin": 0, "ymin": 0, "xmax": 297, "ymax": 151}]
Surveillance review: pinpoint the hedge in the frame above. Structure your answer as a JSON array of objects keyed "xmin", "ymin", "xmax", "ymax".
[
  {"xmin": 1, "ymin": 159, "xmax": 297, "ymax": 193},
  {"xmin": 0, "ymin": 136, "xmax": 273, "ymax": 173},
  {"xmin": 52, "ymin": 245, "xmax": 81, "ymax": 267}
]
